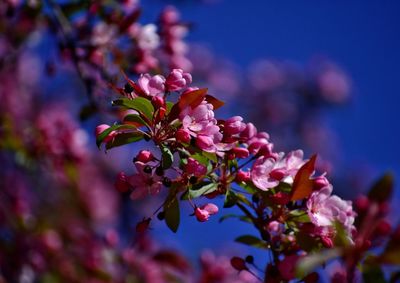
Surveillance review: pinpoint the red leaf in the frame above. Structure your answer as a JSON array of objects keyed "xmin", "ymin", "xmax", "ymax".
[
  {"xmin": 291, "ymin": 155, "xmax": 317, "ymax": 201},
  {"xmin": 178, "ymin": 88, "xmax": 208, "ymax": 110},
  {"xmin": 205, "ymin": 95, "xmax": 225, "ymax": 110}
]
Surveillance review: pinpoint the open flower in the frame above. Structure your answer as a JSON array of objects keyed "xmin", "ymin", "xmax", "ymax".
[
  {"xmin": 128, "ymin": 162, "xmax": 162, "ymax": 200},
  {"xmin": 251, "ymin": 150, "xmax": 304, "ymax": 191},
  {"xmin": 138, "ymin": 73, "xmax": 166, "ymax": 96},
  {"xmin": 307, "ymin": 185, "xmax": 356, "ymax": 234}
]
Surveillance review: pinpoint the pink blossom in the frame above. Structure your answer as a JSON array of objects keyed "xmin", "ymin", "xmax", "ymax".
[
  {"xmin": 128, "ymin": 162, "xmax": 162, "ymax": 200},
  {"xmin": 240, "ymin": 122, "xmax": 257, "ymax": 140},
  {"xmin": 224, "ymin": 116, "xmax": 246, "ymax": 135},
  {"xmin": 180, "ymin": 101, "xmax": 222, "ymax": 152},
  {"xmin": 307, "ymin": 185, "xmax": 356, "ymax": 234},
  {"xmin": 185, "ymin": 158, "xmax": 207, "ymax": 177},
  {"xmin": 195, "ymin": 203, "xmax": 219, "ymax": 222},
  {"xmin": 138, "ymin": 73, "xmax": 166, "ymax": 96},
  {"xmin": 251, "ymin": 150, "xmax": 305, "ymax": 191},
  {"xmin": 165, "ymin": 69, "xmax": 192, "ymax": 91}
]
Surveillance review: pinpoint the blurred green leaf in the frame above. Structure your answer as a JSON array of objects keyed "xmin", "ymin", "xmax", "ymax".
[
  {"xmin": 296, "ymin": 249, "xmax": 339, "ymax": 278},
  {"xmin": 164, "ymin": 196, "xmax": 180, "ymax": 233},
  {"xmin": 224, "ymin": 190, "xmax": 237, "ymax": 208},
  {"xmin": 235, "ymin": 235, "xmax": 268, "ymax": 249},
  {"xmin": 362, "ymin": 263, "xmax": 386, "ymax": 283},
  {"xmin": 368, "ymin": 173, "xmax": 394, "ymax": 203}
]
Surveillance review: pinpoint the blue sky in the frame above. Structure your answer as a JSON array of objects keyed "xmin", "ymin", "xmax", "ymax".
[{"xmin": 144, "ymin": 0, "xmax": 400, "ymax": 266}]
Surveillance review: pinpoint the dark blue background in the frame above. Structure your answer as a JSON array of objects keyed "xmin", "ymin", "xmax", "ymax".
[{"xmin": 144, "ymin": 0, "xmax": 400, "ymax": 264}]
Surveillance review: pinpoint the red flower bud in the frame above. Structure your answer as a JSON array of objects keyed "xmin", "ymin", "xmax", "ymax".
[
  {"xmin": 175, "ymin": 129, "xmax": 191, "ymax": 144},
  {"xmin": 151, "ymin": 96, "xmax": 165, "ymax": 109},
  {"xmin": 230, "ymin": 257, "xmax": 247, "ymax": 271},
  {"xmin": 354, "ymin": 195, "xmax": 369, "ymax": 213},
  {"xmin": 136, "ymin": 218, "xmax": 151, "ymax": 233},
  {"xmin": 115, "ymin": 172, "xmax": 130, "ymax": 193},
  {"xmin": 375, "ymin": 220, "xmax": 391, "ymax": 237},
  {"xmin": 313, "ymin": 175, "xmax": 329, "ymax": 190},
  {"xmin": 235, "ymin": 170, "xmax": 251, "ymax": 183},
  {"xmin": 135, "ymin": 150, "xmax": 154, "ymax": 163}
]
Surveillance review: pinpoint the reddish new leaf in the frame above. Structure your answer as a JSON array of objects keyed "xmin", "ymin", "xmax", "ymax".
[
  {"xmin": 291, "ymin": 155, "xmax": 317, "ymax": 201},
  {"xmin": 178, "ymin": 88, "xmax": 208, "ymax": 110},
  {"xmin": 205, "ymin": 94, "xmax": 225, "ymax": 110}
]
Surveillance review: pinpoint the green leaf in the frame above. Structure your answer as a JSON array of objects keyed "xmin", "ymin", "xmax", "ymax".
[
  {"xmin": 362, "ymin": 263, "xmax": 386, "ymax": 283},
  {"xmin": 224, "ymin": 190, "xmax": 237, "ymax": 208},
  {"xmin": 379, "ymin": 224, "xmax": 400, "ymax": 264},
  {"xmin": 368, "ymin": 173, "xmax": 394, "ymax": 203},
  {"xmin": 288, "ymin": 210, "xmax": 310, "ymax": 223},
  {"xmin": 166, "ymin": 101, "xmax": 174, "ymax": 114},
  {"xmin": 105, "ymin": 132, "xmax": 144, "ymax": 150},
  {"xmin": 164, "ymin": 196, "xmax": 180, "ymax": 233},
  {"xmin": 189, "ymin": 182, "xmax": 218, "ymax": 199},
  {"xmin": 202, "ymin": 151, "xmax": 218, "ymax": 163},
  {"xmin": 112, "ymin": 97, "xmax": 154, "ymax": 121},
  {"xmin": 161, "ymin": 147, "xmax": 174, "ymax": 169},
  {"xmin": 191, "ymin": 153, "xmax": 209, "ymax": 166},
  {"xmin": 235, "ymin": 235, "xmax": 268, "ymax": 249},
  {"xmin": 96, "ymin": 124, "xmax": 135, "ymax": 148},
  {"xmin": 123, "ymin": 114, "xmax": 148, "ymax": 127},
  {"xmin": 219, "ymin": 214, "xmax": 252, "ymax": 224},
  {"xmin": 296, "ymin": 249, "xmax": 340, "ymax": 278}
]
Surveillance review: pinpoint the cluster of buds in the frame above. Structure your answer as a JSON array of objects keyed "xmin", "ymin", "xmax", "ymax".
[{"xmin": 96, "ymin": 69, "xmax": 359, "ymax": 281}]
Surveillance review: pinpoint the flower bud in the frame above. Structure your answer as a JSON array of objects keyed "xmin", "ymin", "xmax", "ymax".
[
  {"xmin": 313, "ymin": 175, "xmax": 330, "ymax": 190},
  {"xmin": 165, "ymin": 69, "xmax": 192, "ymax": 91},
  {"xmin": 115, "ymin": 172, "xmax": 130, "ymax": 193},
  {"xmin": 105, "ymin": 229, "xmax": 119, "ymax": 247},
  {"xmin": 224, "ymin": 116, "xmax": 246, "ymax": 135},
  {"xmin": 321, "ymin": 236, "xmax": 334, "ymax": 248},
  {"xmin": 235, "ymin": 170, "xmax": 251, "ymax": 183},
  {"xmin": 269, "ymin": 169, "xmax": 286, "ymax": 181},
  {"xmin": 175, "ymin": 129, "xmax": 191, "ymax": 144},
  {"xmin": 152, "ymin": 96, "xmax": 165, "ymax": 109},
  {"xmin": 230, "ymin": 257, "xmax": 247, "ymax": 271},
  {"xmin": 270, "ymin": 192, "xmax": 290, "ymax": 205},
  {"xmin": 136, "ymin": 218, "xmax": 151, "ymax": 233},
  {"xmin": 375, "ymin": 220, "xmax": 391, "ymax": 237},
  {"xmin": 354, "ymin": 195, "xmax": 369, "ymax": 213},
  {"xmin": 240, "ymin": 122, "xmax": 257, "ymax": 140},
  {"xmin": 135, "ymin": 150, "xmax": 154, "ymax": 163}
]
